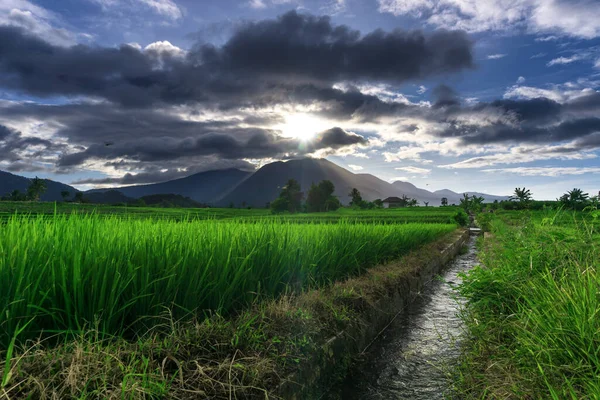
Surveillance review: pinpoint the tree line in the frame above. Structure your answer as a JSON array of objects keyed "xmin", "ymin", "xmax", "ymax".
[{"xmin": 269, "ymin": 179, "xmax": 419, "ymax": 213}]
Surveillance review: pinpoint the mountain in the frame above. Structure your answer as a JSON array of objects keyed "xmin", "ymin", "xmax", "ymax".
[
  {"xmin": 86, "ymin": 169, "xmax": 252, "ymax": 204},
  {"xmin": 217, "ymin": 158, "xmax": 394, "ymax": 207},
  {"xmin": 1, "ymin": 160, "xmax": 508, "ymax": 207},
  {"xmin": 218, "ymin": 158, "xmax": 509, "ymax": 207},
  {"xmin": 0, "ymin": 170, "xmax": 79, "ymax": 201},
  {"xmin": 432, "ymin": 188, "xmax": 508, "ymax": 205}
]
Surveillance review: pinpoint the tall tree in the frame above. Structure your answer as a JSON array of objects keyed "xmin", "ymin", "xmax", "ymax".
[
  {"xmin": 26, "ymin": 177, "xmax": 47, "ymax": 201},
  {"xmin": 441, "ymin": 197, "xmax": 448, "ymax": 207},
  {"xmin": 307, "ymin": 180, "xmax": 339, "ymax": 212},
  {"xmin": 348, "ymin": 188, "xmax": 363, "ymax": 207},
  {"xmin": 74, "ymin": 192, "xmax": 85, "ymax": 203},
  {"xmin": 271, "ymin": 179, "xmax": 303, "ymax": 213},
  {"xmin": 60, "ymin": 190, "xmax": 70, "ymax": 202},
  {"xmin": 459, "ymin": 193, "xmax": 470, "ymax": 211}
]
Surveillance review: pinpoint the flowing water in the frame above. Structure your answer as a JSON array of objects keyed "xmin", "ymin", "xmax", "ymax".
[{"xmin": 335, "ymin": 236, "xmax": 478, "ymax": 400}]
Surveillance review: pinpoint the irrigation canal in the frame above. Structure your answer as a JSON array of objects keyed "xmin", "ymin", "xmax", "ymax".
[{"xmin": 334, "ymin": 235, "xmax": 479, "ymax": 399}]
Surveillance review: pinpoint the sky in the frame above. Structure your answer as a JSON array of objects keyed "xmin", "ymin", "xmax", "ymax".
[{"xmin": 0, "ymin": 0, "xmax": 599, "ymax": 199}]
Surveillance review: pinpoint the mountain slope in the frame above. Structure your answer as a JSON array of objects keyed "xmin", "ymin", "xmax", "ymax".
[
  {"xmin": 219, "ymin": 158, "xmax": 509, "ymax": 207},
  {"xmin": 87, "ymin": 169, "xmax": 252, "ymax": 204},
  {"xmin": 218, "ymin": 158, "xmax": 408, "ymax": 207},
  {"xmin": 0, "ymin": 170, "xmax": 78, "ymax": 201}
]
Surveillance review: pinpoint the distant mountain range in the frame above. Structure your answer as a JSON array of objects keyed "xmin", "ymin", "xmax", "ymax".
[
  {"xmin": 0, "ymin": 158, "xmax": 509, "ymax": 206},
  {"xmin": 0, "ymin": 170, "xmax": 78, "ymax": 201}
]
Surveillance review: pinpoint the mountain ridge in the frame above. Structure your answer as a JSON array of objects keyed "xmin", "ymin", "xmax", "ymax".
[{"xmin": 1, "ymin": 159, "xmax": 508, "ymax": 206}]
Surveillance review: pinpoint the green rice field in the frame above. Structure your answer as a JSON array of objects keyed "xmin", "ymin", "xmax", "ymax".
[{"xmin": 0, "ymin": 210, "xmax": 457, "ymax": 347}]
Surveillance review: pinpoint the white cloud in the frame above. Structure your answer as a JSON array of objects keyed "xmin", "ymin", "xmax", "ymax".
[
  {"xmin": 390, "ymin": 176, "xmax": 409, "ymax": 182},
  {"xmin": 138, "ymin": 0, "xmax": 182, "ymax": 19},
  {"xmin": 377, "ymin": 0, "xmax": 600, "ymax": 39},
  {"xmin": 547, "ymin": 55, "xmax": 583, "ymax": 66},
  {"xmin": 440, "ymin": 145, "xmax": 597, "ymax": 169},
  {"xmin": 531, "ymin": 52, "xmax": 547, "ymax": 59},
  {"xmin": 395, "ymin": 166, "xmax": 431, "ymax": 174},
  {"xmin": 504, "ymin": 82, "xmax": 599, "ymax": 103},
  {"xmin": 482, "ymin": 167, "xmax": 600, "ymax": 176},
  {"xmin": 516, "ymin": 76, "xmax": 526, "ymax": 84},
  {"xmin": 90, "ymin": 0, "xmax": 183, "ymax": 20},
  {"xmin": 248, "ymin": 0, "xmax": 266, "ymax": 8},
  {"xmin": 417, "ymin": 85, "xmax": 427, "ymax": 94},
  {"xmin": 595, "ymin": 58, "xmax": 600, "ymax": 69},
  {"xmin": 144, "ymin": 40, "xmax": 185, "ymax": 58},
  {"xmin": 348, "ymin": 164, "xmax": 364, "ymax": 171},
  {"xmin": 487, "ymin": 53, "xmax": 507, "ymax": 59},
  {"xmin": 535, "ymin": 35, "xmax": 558, "ymax": 41},
  {"xmin": 0, "ymin": 1, "xmax": 80, "ymax": 46}
]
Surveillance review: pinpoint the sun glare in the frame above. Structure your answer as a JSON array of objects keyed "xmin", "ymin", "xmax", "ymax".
[{"xmin": 277, "ymin": 114, "xmax": 330, "ymax": 142}]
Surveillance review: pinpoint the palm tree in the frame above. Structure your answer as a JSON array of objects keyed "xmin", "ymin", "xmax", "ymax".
[
  {"xmin": 26, "ymin": 177, "xmax": 47, "ymax": 201},
  {"xmin": 459, "ymin": 193, "xmax": 470, "ymax": 211},
  {"xmin": 510, "ymin": 187, "xmax": 532, "ymax": 204},
  {"xmin": 560, "ymin": 188, "xmax": 589, "ymax": 209},
  {"xmin": 424, "ymin": 201, "xmax": 429, "ymax": 207}
]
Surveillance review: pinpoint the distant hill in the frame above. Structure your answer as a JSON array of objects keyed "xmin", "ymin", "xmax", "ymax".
[
  {"xmin": 1, "ymin": 161, "xmax": 508, "ymax": 207},
  {"xmin": 85, "ymin": 190, "xmax": 133, "ymax": 205},
  {"xmin": 216, "ymin": 158, "xmax": 508, "ymax": 207},
  {"xmin": 138, "ymin": 193, "xmax": 207, "ymax": 208},
  {"xmin": 218, "ymin": 158, "xmax": 393, "ymax": 207},
  {"xmin": 86, "ymin": 169, "xmax": 251, "ymax": 204},
  {"xmin": 0, "ymin": 170, "xmax": 79, "ymax": 201}
]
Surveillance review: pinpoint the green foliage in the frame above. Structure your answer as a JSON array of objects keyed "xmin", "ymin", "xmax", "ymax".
[
  {"xmin": 509, "ymin": 187, "xmax": 533, "ymax": 207},
  {"xmin": 271, "ymin": 179, "xmax": 303, "ymax": 214},
  {"xmin": 0, "ymin": 214, "xmax": 456, "ymax": 346},
  {"xmin": 452, "ymin": 210, "xmax": 469, "ymax": 226},
  {"xmin": 348, "ymin": 188, "xmax": 363, "ymax": 207},
  {"xmin": 60, "ymin": 190, "xmax": 70, "ymax": 201},
  {"xmin": 306, "ymin": 180, "xmax": 339, "ymax": 212},
  {"xmin": 458, "ymin": 213, "xmax": 600, "ymax": 398},
  {"xmin": 441, "ymin": 197, "xmax": 448, "ymax": 206},
  {"xmin": 559, "ymin": 188, "xmax": 590, "ymax": 210},
  {"xmin": 73, "ymin": 192, "xmax": 85, "ymax": 203},
  {"xmin": 25, "ymin": 177, "xmax": 47, "ymax": 201}
]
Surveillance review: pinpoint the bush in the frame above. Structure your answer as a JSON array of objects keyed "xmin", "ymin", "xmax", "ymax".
[{"xmin": 452, "ymin": 210, "xmax": 469, "ymax": 226}]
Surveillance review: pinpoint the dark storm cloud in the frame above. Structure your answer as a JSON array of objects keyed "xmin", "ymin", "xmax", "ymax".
[
  {"xmin": 200, "ymin": 11, "xmax": 474, "ymax": 84},
  {"xmin": 432, "ymin": 84, "xmax": 460, "ymax": 108},
  {"xmin": 0, "ymin": 11, "xmax": 474, "ymax": 108},
  {"xmin": 314, "ymin": 127, "xmax": 367, "ymax": 148},
  {"xmin": 71, "ymin": 159, "xmax": 256, "ymax": 185},
  {"xmin": 57, "ymin": 125, "xmax": 367, "ymax": 167},
  {"xmin": 429, "ymin": 89, "xmax": 600, "ymax": 146},
  {"xmin": 0, "ymin": 123, "xmax": 66, "ymax": 163}
]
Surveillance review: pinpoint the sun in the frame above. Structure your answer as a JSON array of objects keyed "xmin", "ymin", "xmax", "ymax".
[{"xmin": 277, "ymin": 114, "xmax": 331, "ymax": 142}]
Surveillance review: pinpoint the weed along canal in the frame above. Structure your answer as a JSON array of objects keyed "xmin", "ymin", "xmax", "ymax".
[{"xmin": 334, "ymin": 235, "xmax": 479, "ymax": 399}]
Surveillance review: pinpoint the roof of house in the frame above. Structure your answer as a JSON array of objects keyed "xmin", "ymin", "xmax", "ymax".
[{"xmin": 382, "ymin": 196, "xmax": 403, "ymax": 202}]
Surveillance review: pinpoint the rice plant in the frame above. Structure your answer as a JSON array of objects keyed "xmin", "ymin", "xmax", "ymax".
[{"xmin": 0, "ymin": 213, "xmax": 456, "ymax": 346}]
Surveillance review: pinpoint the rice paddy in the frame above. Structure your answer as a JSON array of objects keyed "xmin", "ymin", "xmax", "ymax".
[{"xmin": 0, "ymin": 210, "xmax": 457, "ymax": 347}]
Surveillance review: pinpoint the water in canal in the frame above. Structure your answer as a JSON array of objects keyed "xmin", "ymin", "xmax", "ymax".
[{"xmin": 335, "ymin": 236, "xmax": 478, "ymax": 399}]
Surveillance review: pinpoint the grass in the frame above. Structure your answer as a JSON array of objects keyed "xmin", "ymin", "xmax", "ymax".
[
  {"xmin": 0, "ymin": 212, "xmax": 456, "ymax": 348},
  {"xmin": 456, "ymin": 210, "xmax": 600, "ymax": 399},
  {"xmin": 0, "ymin": 201, "xmax": 462, "ymax": 224}
]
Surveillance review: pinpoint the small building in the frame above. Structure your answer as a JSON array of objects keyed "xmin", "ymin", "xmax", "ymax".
[{"xmin": 382, "ymin": 196, "xmax": 404, "ymax": 208}]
